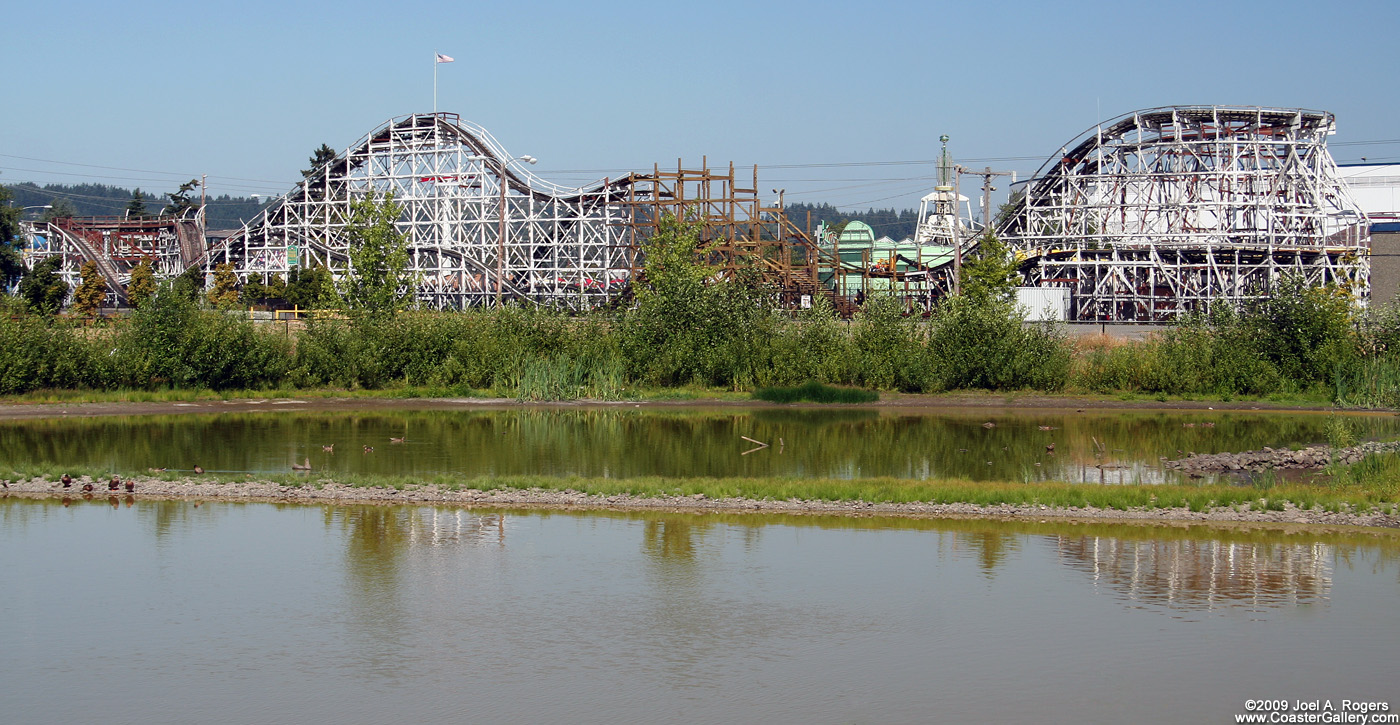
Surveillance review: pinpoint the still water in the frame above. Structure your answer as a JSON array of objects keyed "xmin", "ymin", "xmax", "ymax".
[
  {"xmin": 3, "ymin": 497, "xmax": 1398, "ymax": 724},
  {"xmin": 3, "ymin": 405, "xmax": 1397, "ymax": 484}
]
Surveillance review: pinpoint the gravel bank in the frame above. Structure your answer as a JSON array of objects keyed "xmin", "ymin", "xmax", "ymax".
[
  {"xmin": 1166, "ymin": 440, "xmax": 1400, "ymax": 473},
  {"xmin": 5, "ymin": 475, "xmax": 1397, "ymax": 529}
]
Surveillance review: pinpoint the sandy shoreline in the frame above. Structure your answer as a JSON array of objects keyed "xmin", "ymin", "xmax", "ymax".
[{"xmin": 5, "ymin": 475, "xmax": 1398, "ymax": 530}]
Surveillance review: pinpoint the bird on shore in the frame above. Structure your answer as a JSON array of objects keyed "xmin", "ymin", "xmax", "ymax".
[
  {"xmin": 108, "ymin": 475, "xmax": 121, "ymax": 491},
  {"xmin": 82, "ymin": 483, "xmax": 94, "ymax": 492},
  {"xmin": 389, "ymin": 437, "xmax": 405, "ymax": 444},
  {"xmin": 61, "ymin": 474, "xmax": 73, "ymax": 488},
  {"xmin": 193, "ymin": 465, "xmax": 205, "ymax": 474},
  {"xmin": 124, "ymin": 480, "xmax": 135, "ymax": 493},
  {"xmin": 363, "ymin": 445, "xmax": 374, "ymax": 453},
  {"xmin": 292, "ymin": 458, "xmax": 311, "ymax": 471},
  {"xmin": 321, "ymin": 444, "xmax": 334, "ymax": 452}
]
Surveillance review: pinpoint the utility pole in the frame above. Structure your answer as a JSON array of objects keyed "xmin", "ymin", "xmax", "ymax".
[
  {"xmin": 960, "ymin": 166, "xmax": 1014, "ymax": 234},
  {"xmin": 496, "ymin": 158, "xmax": 506, "ymax": 308},
  {"xmin": 952, "ymin": 165, "xmax": 961, "ymax": 297}
]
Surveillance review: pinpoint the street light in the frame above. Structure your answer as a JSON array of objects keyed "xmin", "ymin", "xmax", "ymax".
[{"xmin": 496, "ymin": 154, "xmax": 537, "ymax": 307}]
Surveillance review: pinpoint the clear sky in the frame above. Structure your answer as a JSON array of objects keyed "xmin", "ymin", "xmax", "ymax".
[{"xmin": 3, "ymin": 0, "xmax": 1396, "ymax": 217}]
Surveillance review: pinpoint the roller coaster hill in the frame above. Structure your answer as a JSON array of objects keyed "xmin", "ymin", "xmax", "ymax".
[
  {"xmin": 996, "ymin": 106, "xmax": 1369, "ymax": 322},
  {"xmin": 16, "ymin": 106, "xmax": 1371, "ymax": 322}
]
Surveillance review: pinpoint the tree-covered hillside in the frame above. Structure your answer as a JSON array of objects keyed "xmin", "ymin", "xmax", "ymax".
[
  {"xmin": 784, "ymin": 202, "xmax": 920, "ymax": 240},
  {"xmin": 4, "ymin": 182, "xmax": 270, "ymax": 229},
  {"xmin": 5, "ymin": 182, "xmax": 923, "ymax": 238}
]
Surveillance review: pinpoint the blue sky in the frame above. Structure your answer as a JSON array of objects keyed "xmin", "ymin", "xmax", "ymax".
[{"xmin": 3, "ymin": 0, "xmax": 1396, "ymax": 215}]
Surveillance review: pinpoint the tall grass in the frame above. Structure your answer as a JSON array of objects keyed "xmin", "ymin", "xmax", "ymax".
[{"xmin": 753, "ymin": 381, "xmax": 879, "ymax": 404}]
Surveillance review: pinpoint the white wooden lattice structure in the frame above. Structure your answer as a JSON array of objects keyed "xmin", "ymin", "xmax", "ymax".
[
  {"xmin": 205, "ymin": 113, "xmax": 636, "ymax": 310},
  {"xmin": 998, "ymin": 106, "xmax": 1369, "ymax": 321}
]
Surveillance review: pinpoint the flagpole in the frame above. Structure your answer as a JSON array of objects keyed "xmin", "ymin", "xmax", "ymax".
[{"xmin": 433, "ymin": 50, "xmax": 438, "ymax": 114}]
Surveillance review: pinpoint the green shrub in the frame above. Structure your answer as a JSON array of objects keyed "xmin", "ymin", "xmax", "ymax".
[
  {"xmin": 926, "ymin": 295, "xmax": 1069, "ymax": 391},
  {"xmin": 115, "ymin": 286, "xmax": 289, "ymax": 390},
  {"xmin": 618, "ymin": 213, "xmax": 777, "ymax": 388},
  {"xmin": 0, "ymin": 304, "xmax": 111, "ymax": 393},
  {"xmin": 850, "ymin": 295, "xmax": 926, "ymax": 391}
]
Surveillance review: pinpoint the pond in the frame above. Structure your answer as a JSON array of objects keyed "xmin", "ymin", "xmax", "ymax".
[
  {"xmin": 3, "ymin": 404, "xmax": 1397, "ymax": 484},
  {"xmin": 2, "ymin": 497, "xmax": 1397, "ymax": 723}
]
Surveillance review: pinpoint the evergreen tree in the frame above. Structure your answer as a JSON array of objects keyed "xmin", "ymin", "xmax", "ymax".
[
  {"xmin": 127, "ymin": 189, "xmax": 149, "ymax": 218},
  {"xmin": 302, "ymin": 144, "xmax": 338, "ymax": 178},
  {"xmin": 163, "ymin": 179, "xmax": 201, "ymax": 217},
  {"xmin": 38, "ymin": 198, "xmax": 77, "ymax": 222}
]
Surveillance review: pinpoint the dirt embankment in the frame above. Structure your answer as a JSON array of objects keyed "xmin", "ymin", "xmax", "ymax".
[
  {"xmin": 4, "ymin": 475, "xmax": 1397, "ymax": 530},
  {"xmin": 0, "ymin": 391, "xmax": 1364, "ymax": 422}
]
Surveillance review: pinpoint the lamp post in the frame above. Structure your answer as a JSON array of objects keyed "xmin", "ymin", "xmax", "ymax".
[
  {"xmin": 495, "ymin": 154, "xmax": 537, "ymax": 307},
  {"xmin": 17, "ymin": 205, "xmax": 53, "ymax": 223}
]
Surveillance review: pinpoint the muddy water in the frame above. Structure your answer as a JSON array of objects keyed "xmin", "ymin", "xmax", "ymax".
[
  {"xmin": 2, "ymin": 497, "xmax": 1397, "ymax": 724},
  {"xmin": 2, "ymin": 406, "xmax": 1396, "ymax": 484}
]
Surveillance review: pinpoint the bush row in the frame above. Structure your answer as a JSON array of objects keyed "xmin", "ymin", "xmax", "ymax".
[{"xmin": 3, "ymin": 274, "xmax": 1399, "ymax": 403}]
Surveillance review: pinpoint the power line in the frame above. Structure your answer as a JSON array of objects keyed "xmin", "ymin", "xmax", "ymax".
[{"xmin": 0, "ymin": 153, "xmax": 291, "ymax": 185}]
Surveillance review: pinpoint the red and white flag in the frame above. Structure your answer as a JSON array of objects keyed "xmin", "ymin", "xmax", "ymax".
[{"xmin": 436, "ymin": 53, "xmax": 454, "ymax": 63}]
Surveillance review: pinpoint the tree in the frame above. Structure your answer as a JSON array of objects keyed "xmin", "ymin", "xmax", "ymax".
[
  {"xmin": 19, "ymin": 257, "xmax": 68, "ymax": 313},
  {"xmin": 265, "ymin": 273, "xmax": 287, "ymax": 303},
  {"xmin": 172, "ymin": 265, "xmax": 204, "ymax": 302},
  {"xmin": 621, "ymin": 212, "xmax": 773, "ymax": 386},
  {"xmin": 285, "ymin": 265, "xmax": 335, "ymax": 309},
  {"xmin": 302, "ymin": 144, "xmax": 338, "ymax": 178},
  {"xmin": 163, "ymin": 179, "xmax": 201, "ymax": 217},
  {"xmin": 38, "ymin": 198, "xmax": 78, "ymax": 222},
  {"xmin": 959, "ymin": 232, "xmax": 1021, "ymax": 305},
  {"xmin": 239, "ymin": 272, "xmax": 288, "ymax": 307},
  {"xmin": 72, "ymin": 260, "xmax": 107, "ymax": 316},
  {"xmin": 339, "ymin": 192, "xmax": 416, "ymax": 314},
  {"xmin": 206, "ymin": 262, "xmax": 240, "ymax": 308},
  {"xmin": 1242, "ymin": 274, "xmax": 1355, "ymax": 385},
  {"xmin": 0, "ymin": 186, "xmax": 25, "ymax": 290},
  {"xmin": 126, "ymin": 260, "xmax": 157, "ymax": 308},
  {"xmin": 127, "ymin": 189, "xmax": 149, "ymax": 218}
]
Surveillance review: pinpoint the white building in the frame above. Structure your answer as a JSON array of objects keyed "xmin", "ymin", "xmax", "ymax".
[{"xmin": 1338, "ymin": 163, "xmax": 1400, "ymax": 223}]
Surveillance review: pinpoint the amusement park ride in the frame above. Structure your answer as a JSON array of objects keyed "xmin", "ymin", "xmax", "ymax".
[{"xmin": 18, "ymin": 106, "xmax": 1371, "ymax": 321}]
